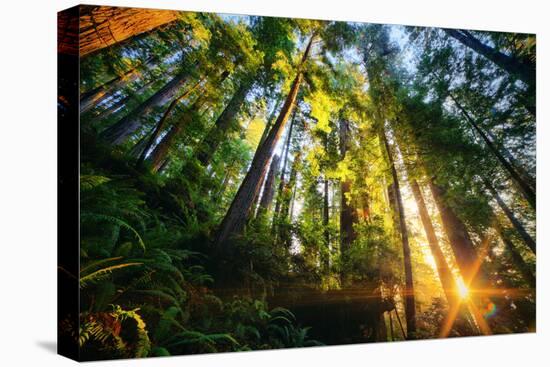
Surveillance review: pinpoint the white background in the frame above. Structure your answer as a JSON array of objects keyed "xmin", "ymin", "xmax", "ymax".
[{"xmin": 0, "ymin": 0, "xmax": 547, "ymax": 365}]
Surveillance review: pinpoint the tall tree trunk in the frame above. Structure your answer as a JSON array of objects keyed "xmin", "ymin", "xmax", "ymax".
[
  {"xmin": 429, "ymin": 177, "xmax": 497, "ymax": 336},
  {"xmin": 145, "ymin": 90, "xmax": 213, "ymax": 172},
  {"xmin": 322, "ymin": 178, "xmax": 330, "ymax": 271},
  {"xmin": 197, "ymin": 77, "xmax": 256, "ymax": 166},
  {"xmin": 339, "ymin": 120, "xmax": 358, "ymax": 258},
  {"xmin": 257, "ymin": 155, "xmax": 281, "ymax": 216},
  {"xmin": 86, "ymin": 94, "xmax": 130, "ymax": 125},
  {"xmin": 444, "ymin": 29, "xmax": 535, "ymax": 88},
  {"xmin": 128, "ymin": 131, "xmax": 151, "ymax": 158},
  {"xmin": 340, "ymin": 180, "xmax": 357, "ymax": 252},
  {"xmin": 214, "ymin": 34, "xmax": 315, "ymax": 248},
  {"xmin": 449, "ymin": 94, "xmax": 536, "ymax": 209},
  {"xmin": 100, "ymin": 65, "xmax": 197, "ymax": 145},
  {"xmin": 86, "ymin": 62, "xmax": 180, "ymax": 125},
  {"xmin": 250, "ymin": 173, "xmax": 267, "ymax": 219},
  {"xmin": 146, "ymin": 126, "xmax": 180, "ymax": 172},
  {"xmin": 410, "ymin": 179, "xmax": 458, "ymax": 305},
  {"xmin": 429, "ymin": 180, "xmax": 480, "ymax": 283},
  {"xmin": 144, "ymin": 79, "xmax": 220, "ymax": 172},
  {"xmin": 80, "ymin": 57, "xmax": 155, "ymax": 114},
  {"xmin": 484, "ymin": 180, "xmax": 536, "ymax": 254},
  {"xmin": 136, "ymin": 75, "xmax": 209, "ymax": 168},
  {"xmin": 280, "ymin": 152, "xmax": 301, "ymax": 222},
  {"xmin": 86, "ymin": 85, "xmax": 149, "ymax": 126},
  {"xmin": 393, "ymin": 135, "xmax": 458, "ymax": 305},
  {"xmin": 380, "ymin": 129, "xmax": 416, "ymax": 338},
  {"xmin": 259, "ymin": 95, "xmax": 284, "ymax": 146},
  {"xmin": 273, "ymin": 108, "xmax": 298, "ymax": 220},
  {"xmin": 66, "ymin": 6, "xmax": 180, "ymax": 57}
]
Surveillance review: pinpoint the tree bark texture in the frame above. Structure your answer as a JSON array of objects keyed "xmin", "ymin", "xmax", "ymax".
[{"xmin": 60, "ymin": 6, "xmax": 180, "ymax": 57}]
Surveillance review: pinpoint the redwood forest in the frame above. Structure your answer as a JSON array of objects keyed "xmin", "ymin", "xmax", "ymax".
[{"xmin": 58, "ymin": 5, "xmax": 536, "ymax": 360}]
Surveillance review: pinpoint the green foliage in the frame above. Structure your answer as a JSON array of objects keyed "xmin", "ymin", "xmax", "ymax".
[{"xmin": 72, "ymin": 7, "xmax": 535, "ymax": 359}]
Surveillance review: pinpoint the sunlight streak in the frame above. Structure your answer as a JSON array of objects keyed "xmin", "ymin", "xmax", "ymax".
[
  {"xmin": 439, "ymin": 234, "xmax": 495, "ymax": 337},
  {"xmin": 456, "ymin": 278, "xmax": 469, "ymax": 300}
]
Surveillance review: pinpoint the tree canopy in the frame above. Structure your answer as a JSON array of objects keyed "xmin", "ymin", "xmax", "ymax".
[{"xmin": 60, "ymin": 6, "xmax": 536, "ymax": 360}]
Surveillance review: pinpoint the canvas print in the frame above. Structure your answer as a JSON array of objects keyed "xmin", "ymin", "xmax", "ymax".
[{"xmin": 57, "ymin": 4, "xmax": 536, "ymax": 361}]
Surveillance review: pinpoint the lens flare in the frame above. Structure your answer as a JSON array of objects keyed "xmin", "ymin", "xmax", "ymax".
[
  {"xmin": 482, "ymin": 301, "xmax": 497, "ymax": 319},
  {"xmin": 456, "ymin": 279, "xmax": 469, "ymax": 299}
]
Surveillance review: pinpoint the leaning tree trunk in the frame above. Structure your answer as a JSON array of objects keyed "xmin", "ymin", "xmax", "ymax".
[
  {"xmin": 144, "ymin": 81, "xmax": 217, "ymax": 171},
  {"xmin": 128, "ymin": 132, "xmax": 150, "ymax": 159},
  {"xmin": 80, "ymin": 57, "xmax": 155, "ymax": 114},
  {"xmin": 257, "ymin": 155, "xmax": 281, "ymax": 216},
  {"xmin": 214, "ymin": 34, "xmax": 315, "ymax": 248},
  {"xmin": 449, "ymin": 93, "xmax": 536, "ymax": 209},
  {"xmin": 86, "ymin": 94, "xmax": 130, "ymax": 125},
  {"xmin": 410, "ymin": 179, "xmax": 458, "ymax": 306},
  {"xmin": 393, "ymin": 135, "xmax": 458, "ymax": 305},
  {"xmin": 61, "ymin": 6, "xmax": 180, "ymax": 57},
  {"xmin": 429, "ymin": 176, "xmax": 496, "ymax": 336},
  {"xmin": 145, "ymin": 90, "xmax": 213, "ymax": 172},
  {"xmin": 197, "ymin": 77, "xmax": 256, "ymax": 166},
  {"xmin": 146, "ymin": 125, "xmax": 180, "ymax": 172},
  {"xmin": 444, "ymin": 29, "xmax": 535, "ymax": 88},
  {"xmin": 136, "ymin": 74, "xmax": 211, "ymax": 168},
  {"xmin": 100, "ymin": 66, "xmax": 197, "ymax": 145},
  {"xmin": 86, "ymin": 62, "xmax": 181, "ymax": 125},
  {"xmin": 429, "ymin": 180, "xmax": 484, "ymax": 284},
  {"xmin": 484, "ymin": 179, "xmax": 536, "ymax": 254},
  {"xmin": 86, "ymin": 81, "xmax": 152, "ymax": 125},
  {"xmin": 380, "ymin": 129, "xmax": 416, "ymax": 338}
]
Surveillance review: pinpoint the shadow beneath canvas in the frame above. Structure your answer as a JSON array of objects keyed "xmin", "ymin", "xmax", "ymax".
[{"xmin": 36, "ymin": 340, "xmax": 57, "ymax": 354}]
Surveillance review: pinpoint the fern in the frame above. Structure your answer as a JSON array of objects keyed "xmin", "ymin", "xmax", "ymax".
[
  {"xmin": 81, "ymin": 212, "xmax": 146, "ymax": 251},
  {"xmin": 270, "ymin": 307, "xmax": 296, "ymax": 321},
  {"xmin": 80, "ymin": 175, "xmax": 111, "ymax": 191},
  {"xmin": 80, "ymin": 262, "xmax": 142, "ymax": 288},
  {"xmin": 80, "ymin": 256, "xmax": 124, "ymax": 274}
]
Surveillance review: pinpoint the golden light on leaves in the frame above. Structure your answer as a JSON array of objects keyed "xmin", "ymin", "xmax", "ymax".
[
  {"xmin": 305, "ymin": 89, "xmax": 338, "ymax": 133},
  {"xmin": 244, "ymin": 118, "xmax": 265, "ymax": 149}
]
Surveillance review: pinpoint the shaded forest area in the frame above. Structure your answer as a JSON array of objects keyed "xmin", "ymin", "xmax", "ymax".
[{"xmin": 58, "ymin": 6, "xmax": 536, "ymax": 360}]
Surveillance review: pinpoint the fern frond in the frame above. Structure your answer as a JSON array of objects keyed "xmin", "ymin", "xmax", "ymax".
[
  {"xmin": 81, "ymin": 213, "xmax": 146, "ymax": 251},
  {"xmin": 270, "ymin": 307, "xmax": 296, "ymax": 321},
  {"xmin": 80, "ymin": 262, "xmax": 142, "ymax": 288},
  {"xmin": 80, "ymin": 175, "xmax": 111, "ymax": 191},
  {"xmin": 80, "ymin": 256, "xmax": 123, "ymax": 274}
]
